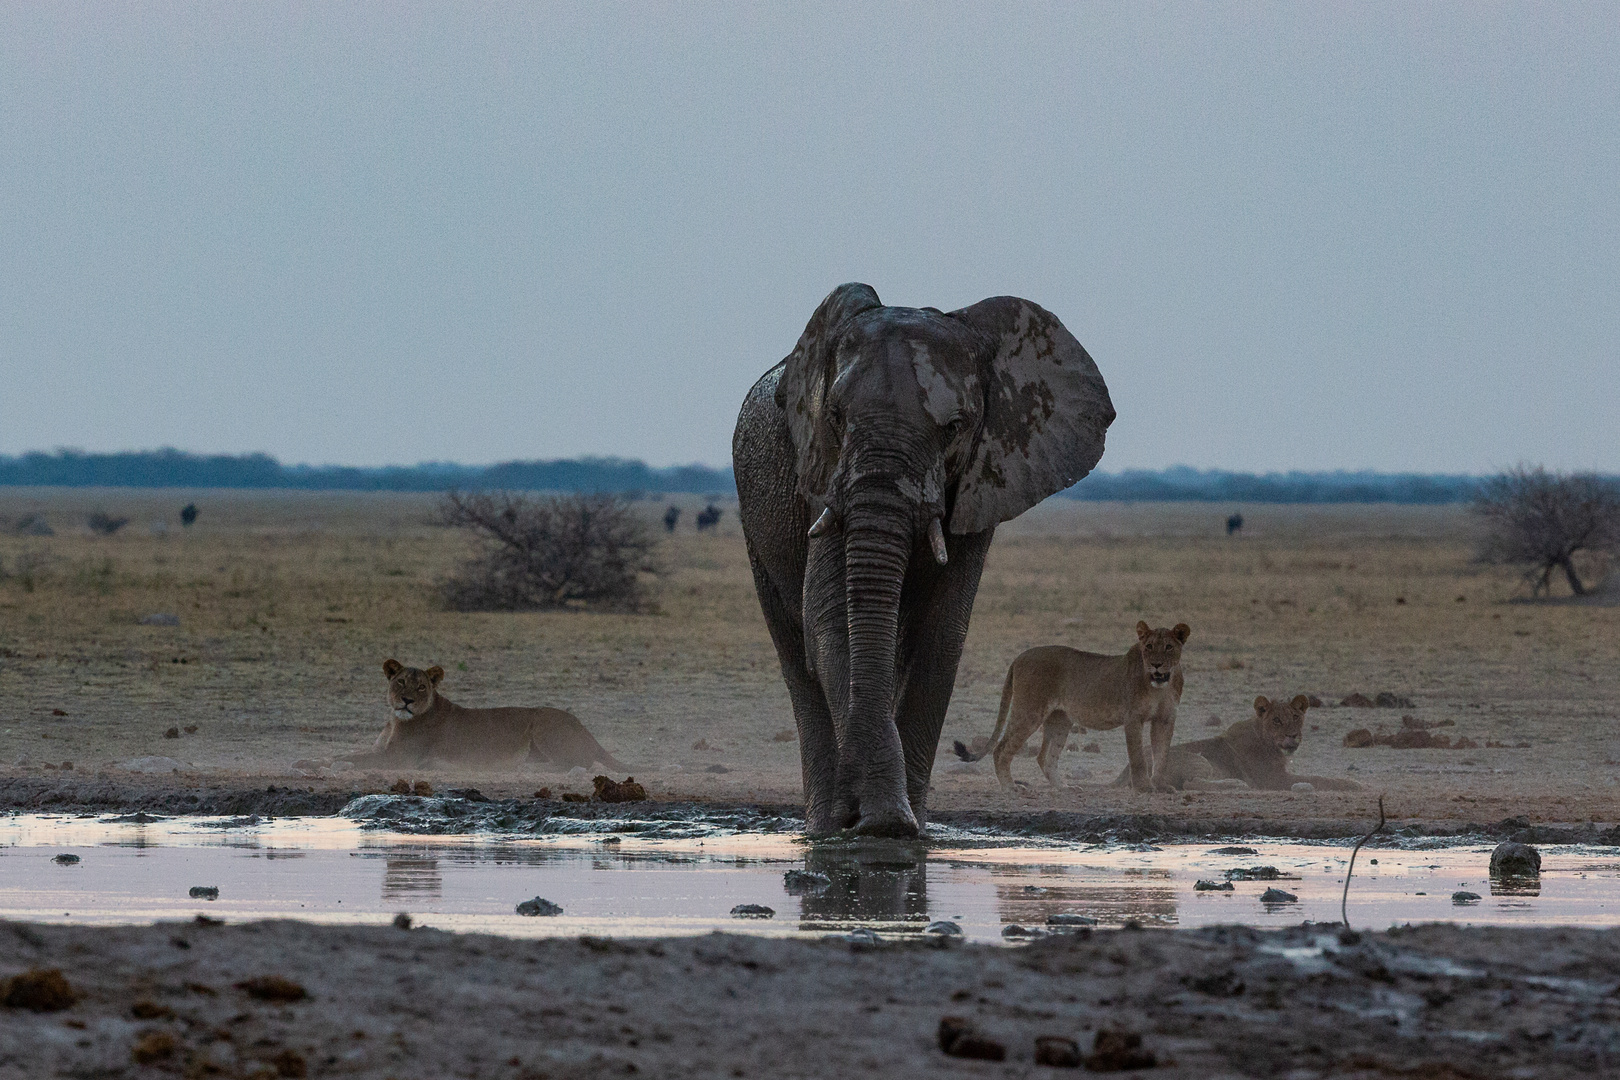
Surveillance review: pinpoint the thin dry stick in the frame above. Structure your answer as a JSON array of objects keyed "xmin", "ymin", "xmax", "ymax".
[{"xmin": 1340, "ymin": 795, "xmax": 1387, "ymax": 931}]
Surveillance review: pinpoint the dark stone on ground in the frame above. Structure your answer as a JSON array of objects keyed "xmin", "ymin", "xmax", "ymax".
[{"xmin": 1491, "ymin": 841, "xmax": 1542, "ymax": 878}]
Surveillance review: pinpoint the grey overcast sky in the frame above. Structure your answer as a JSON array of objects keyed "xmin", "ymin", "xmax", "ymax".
[{"xmin": 1, "ymin": 3, "xmax": 1615, "ymax": 473}]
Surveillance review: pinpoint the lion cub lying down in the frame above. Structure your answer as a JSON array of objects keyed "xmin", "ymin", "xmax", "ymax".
[
  {"xmin": 1114, "ymin": 695, "xmax": 1362, "ymax": 792},
  {"xmin": 954, "ymin": 621, "xmax": 1190, "ymax": 792},
  {"xmin": 338, "ymin": 660, "xmax": 627, "ymax": 771}
]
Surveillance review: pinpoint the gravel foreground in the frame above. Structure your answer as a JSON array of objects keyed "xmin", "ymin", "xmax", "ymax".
[{"xmin": 3, "ymin": 918, "xmax": 1617, "ymax": 1078}]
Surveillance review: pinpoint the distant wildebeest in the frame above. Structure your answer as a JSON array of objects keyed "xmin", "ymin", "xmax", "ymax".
[
  {"xmin": 695, "ymin": 503, "xmax": 722, "ymax": 531},
  {"xmin": 1226, "ymin": 513, "xmax": 1243, "ymax": 536},
  {"xmin": 663, "ymin": 505, "xmax": 680, "ymax": 533},
  {"xmin": 181, "ymin": 503, "xmax": 199, "ymax": 528}
]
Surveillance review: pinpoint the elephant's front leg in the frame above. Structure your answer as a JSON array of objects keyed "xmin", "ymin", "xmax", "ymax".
[
  {"xmin": 893, "ymin": 528, "xmax": 993, "ymax": 830},
  {"xmin": 801, "ymin": 532, "xmax": 857, "ymax": 830},
  {"xmin": 745, "ymin": 542, "xmax": 842, "ymax": 835}
]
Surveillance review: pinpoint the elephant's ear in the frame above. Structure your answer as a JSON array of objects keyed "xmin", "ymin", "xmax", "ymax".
[
  {"xmin": 947, "ymin": 297, "xmax": 1114, "ymax": 533},
  {"xmin": 775, "ymin": 283, "xmax": 883, "ymax": 500}
]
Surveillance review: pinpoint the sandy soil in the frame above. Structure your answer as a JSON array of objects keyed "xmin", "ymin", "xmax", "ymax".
[
  {"xmin": 2, "ymin": 490, "xmax": 1618, "ymax": 833},
  {"xmin": 3, "ymin": 917, "xmax": 1618, "ymax": 1078}
]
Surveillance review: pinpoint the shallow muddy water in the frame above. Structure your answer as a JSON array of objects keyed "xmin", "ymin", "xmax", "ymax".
[{"xmin": 3, "ymin": 811, "xmax": 1616, "ymax": 944}]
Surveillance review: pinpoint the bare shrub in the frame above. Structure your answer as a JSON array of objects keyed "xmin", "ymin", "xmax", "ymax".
[
  {"xmin": 86, "ymin": 510, "xmax": 129, "ymax": 535},
  {"xmin": 437, "ymin": 491, "xmax": 659, "ymax": 612},
  {"xmin": 1473, "ymin": 466, "xmax": 1620, "ymax": 596}
]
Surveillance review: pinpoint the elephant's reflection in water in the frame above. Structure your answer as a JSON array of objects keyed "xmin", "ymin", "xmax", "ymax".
[
  {"xmin": 793, "ymin": 846, "xmax": 929, "ymax": 928},
  {"xmin": 382, "ymin": 857, "xmax": 442, "ymax": 901}
]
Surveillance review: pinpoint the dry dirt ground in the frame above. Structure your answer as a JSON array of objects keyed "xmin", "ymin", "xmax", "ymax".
[
  {"xmin": 3, "ymin": 918, "xmax": 1619, "ymax": 1079},
  {"xmin": 1, "ymin": 489, "xmax": 1618, "ymax": 834}
]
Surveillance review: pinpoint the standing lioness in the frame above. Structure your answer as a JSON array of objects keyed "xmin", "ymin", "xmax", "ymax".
[
  {"xmin": 338, "ymin": 660, "xmax": 627, "ymax": 771},
  {"xmin": 955, "ymin": 622, "xmax": 1189, "ymax": 792}
]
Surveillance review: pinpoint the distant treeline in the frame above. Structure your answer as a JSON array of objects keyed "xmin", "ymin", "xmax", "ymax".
[
  {"xmin": 1064, "ymin": 467, "xmax": 1482, "ymax": 504},
  {"xmin": 0, "ymin": 449, "xmax": 735, "ymax": 495},
  {"xmin": 0, "ymin": 449, "xmax": 1511, "ymax": 504}
]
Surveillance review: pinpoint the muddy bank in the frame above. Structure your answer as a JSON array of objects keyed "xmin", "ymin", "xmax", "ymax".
[
  {"xmin": 3, "ymin": 918, "xmax": 1618, "ymax": 1078},
  {"xmin": 6, "ymin": 774, "xmax": 1620, "ymax": 847}
]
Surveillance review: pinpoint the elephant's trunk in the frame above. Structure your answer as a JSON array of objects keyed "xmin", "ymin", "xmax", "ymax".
[{"xmin": 839, "ymin": 487, "xmax": 918, "ymax": 837}]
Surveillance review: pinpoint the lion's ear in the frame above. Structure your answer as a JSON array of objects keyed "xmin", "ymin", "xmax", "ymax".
[
  {"xmin": 425, "ymin": 666, "xmax": 445, "ymax": 685},
  {"xmin": 1171, "ymin": 623, "xmax": 1190, "ymax": 644},
  {"xmin": 383, "ymin": 659, "xmax": 403, "ymax": 678},
  {"xmin": 1290, "ymin": 694, "xmax": 1311, "ymax": 712},
  {"xmin": 1253, "ymin": 696, "xmax": 1271, "ymax": 714},
  {"xmin": 1135, "ymin": 621, "xmax": 1151, "ymax": 641}
]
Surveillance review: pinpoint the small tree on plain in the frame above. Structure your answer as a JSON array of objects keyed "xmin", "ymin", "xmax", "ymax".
[
  {"xmin": 1473, "ymin": 466, "xmax": 1620, "ymax": 596},
  {"xmin": 437, "ymin": 491, "xmax": 660, "ymax": 612}
]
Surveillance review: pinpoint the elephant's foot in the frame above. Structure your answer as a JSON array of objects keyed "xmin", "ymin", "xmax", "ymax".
[
  {"xmin": 852, "ymin": 801, "xmax": 919, "ymax": 838},
  {"xmin": 803, "ymin": 803, "xmax": 844, "ymax": 838}
]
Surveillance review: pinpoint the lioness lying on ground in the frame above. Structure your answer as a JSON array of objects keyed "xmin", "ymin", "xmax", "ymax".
[
  {"xmin": 337, "ymin": 660, "xmax": 627, "ymax": 771},
  {"xmin": 954, "ymin": 621, "xmax": 1190, "ymax": 792},
  {"xmin": 1114, "ymin": 694, "xmax": 1363, "ymax": 792}
]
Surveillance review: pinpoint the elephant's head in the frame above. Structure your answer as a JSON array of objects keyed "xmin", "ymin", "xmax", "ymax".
[{"xmin": 776, "ymin": 283, "xmax": 1114, "ymax": 834}]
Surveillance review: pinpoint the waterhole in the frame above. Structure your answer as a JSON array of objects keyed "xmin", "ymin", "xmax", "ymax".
[{"xmin": 3, "ymin": 810, "xmax": 1613, "ymax": 944}]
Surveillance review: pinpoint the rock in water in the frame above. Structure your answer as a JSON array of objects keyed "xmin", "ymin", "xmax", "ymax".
[
  {"xmin": 1046, "ymin": 913, "xmax": 1099, "ymax": 926},
  {"xmin": 52, "ymin": 854, "xmax": 80, "ymax": 865},
  {"xmin": 1259, "ymin": 888, "xmax": 1298, "ymax": 903},
  {"xmin": 1194, "ymin": 880, "xmax": 1234, "ymax": 891},
  {"xmin": 924, "ymin": 920, "xmax": 962, "ymax": 937},
  {"xmin": 1490, "ymin": 841, "xmax": 1541, "ymax": 878},
  {"xmin": 938, "ymin": 1017, "xmax": 1006, "ymax": 1061},
  {"xmin": 1034, "ymin": 1035, "xmax": 1082, "ymax": 1068},
  {"xmin": 188, "ymin": 886, "xmax": 220, "ymax": 900},
  {"xmin": 1453, "ymin": 891, "xmax": 1482, "ymax": 904},
  {"xmin": 730, "ymin": 904, "xmax": 775, "ymax": 919},
  {"xmin": 515, "ymin": 897, "xmax": 563, "ymax": 917},
  {"xmin": 591, "ymin": 775, "xmax": 647, "ymax": 803}
]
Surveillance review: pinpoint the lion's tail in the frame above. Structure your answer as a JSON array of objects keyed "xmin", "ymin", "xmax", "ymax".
[{"xmin": 953, "ymin": 663, "xmax": 1018, "ymax": 762}]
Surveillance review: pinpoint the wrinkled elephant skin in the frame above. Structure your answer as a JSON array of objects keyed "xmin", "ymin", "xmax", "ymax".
[{"xmin": 733, "ymin": 284, "xmax": 1114, "ymax": 837}]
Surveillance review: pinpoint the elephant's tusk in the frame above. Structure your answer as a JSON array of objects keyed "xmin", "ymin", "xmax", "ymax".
[
  {"xmin": 928, "ymin": 517, "xmax": 949, "ymax": 566},
  {"xmin": 808, "ymin": 506, "xmax": 839, "ymax": 538}
]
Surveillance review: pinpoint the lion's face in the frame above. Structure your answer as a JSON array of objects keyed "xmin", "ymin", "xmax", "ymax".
[
  {"xmin": 383, "ymin": 658, "xmax": 444, "ymax": 719},
  {"xmin": 1252, "ymin": 695, "xmax": 1312, "ymax": 754},
  {"xmin": 1135, "ymin": 621, "xmax": 1191, "ymax": 690}
]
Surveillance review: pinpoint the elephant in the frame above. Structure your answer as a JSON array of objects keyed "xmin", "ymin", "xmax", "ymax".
[{"xmin": 732, "ymin": 283, "xmax": 1114, "ymax": 837}]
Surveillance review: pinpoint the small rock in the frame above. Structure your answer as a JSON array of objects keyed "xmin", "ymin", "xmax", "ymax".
[
  {"xmin": 163, "ymin": 727, "xmax": 180, "ymax": 739},
  {"xmin": 412, "ymin": 781, "xmax": 433, "ymax": 796},
  {"xmin": 1087, "ymin": 1029, "xmax": 1156, "ymax": 1071},
  {"xmin": 52, "ymin": 854, "xmax": 80, "ymax": 865},
  {"xmin": 1341, "ymin": 693, "xmax": 1375, "ymax": 708},
  {"xmin": 1209, "ymin": 846, "xmax": 1258, "ymax": 855},
  {"xmin": 515, "ymin": 897, "xmax": 563, "ymax": 917},
  {"xmin": 1391, "ymin": 729, "xmax": 1450, "ymax": 749},
  {"xmin": 1001, "ymin": 924, "xmax": 1049, "ymax": 939},
  {"xmin": 1343, "ymin": 728, "xmax": 1375, "ymax": 748},
  {"xmin": 1260, "ymin": 888, "xmax": 1298, "ymax": 903},
  {"xmin": 389, "ymin": 778, "xmax": 411, "ymax": 795},
  {"xmin": 1375, "ymin": 691, "xmax": 1414, "ymax": 708},
  {"xmin": 1453, "ymin": 891, "xmax": 1482, "ymax": 904},
  {"xmin": 592, "ymin": 775, "xmax": 647, "ymax": 803},
  {"xmin": 704, "ymin": 764, "xmax": 731, "ymax": 774},
  {"xmin": 139, "ymin": 613, "xmax": 180, "ymax": 627},
  {"xmin": 1225, "ymin": 866, "xmax": 1281, "ymax": 881},
  {"xmin": 1290, "ymin": 782, "xmax": 1315, "ymax": 792},
  {"xmin": 730, "ymin": 904, "xmax": 775, "ymax": 919},
  {"xmin": 183, "ymin": 725, "xmax": 198, "ymax": 734},
  {"xmin": 532, "ymin": 788, "xmax": 552, "ymax": 799},
  {"xmin": 1194, "ymin": 880, "xmax": 1234, "ymax": 891},
  {"xmin": 692, "ymin": 738, "xmax": 716, "ymax": 751},
  {"xmin": 924, "ymin": 920, "xmax": 962, "ymax": 936},
  {"xmin": 3, "ymin": 969, "xmax": 78, "ymax": 1011},
  {"xmin": 392, "ymin": 913, "xmax": 412, "ymax": 929},
  {"xmin": 189, "ymin": 886, "xmax": 219, "ymax": 900},
  {"xmin": 1045, "ymin": 913, "xmax": 1098, "ymax": 926},
  {"xmin": 1490, "ymin": 841, "xmax": 1541, "ymax": 878},
  {"xmin": 1306, "ymin": 694, "xmax": 1325, "ymax": 707},
  {"xmin": 130, "ymin": 1000, "xmax": 174, "ymax": 1020},
  {"xmin": 938, "ymin": 1017, "xmax": 1006, "ymax": 1061},
  {"xmin": 1034, "ymin": 1034, "xmax": 1082, "ymax": 1068},
  {"xmin": 783, "ymin": 869, "xmax": 832, "ymax": 894},
  {"xmin": 233, "ymin": 976, "xmax": 306, "ymax": 1003},
  {"xmin": 131, "ymin": 1030, "xmax": 178, "ymax": 1065}
]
